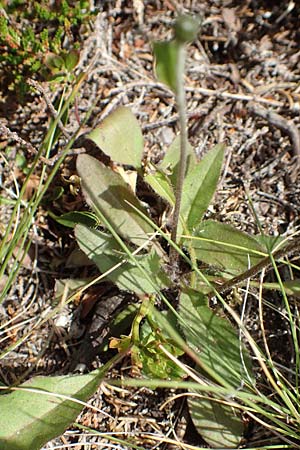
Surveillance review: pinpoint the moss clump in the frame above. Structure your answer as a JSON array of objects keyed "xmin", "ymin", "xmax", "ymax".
[{"xmin": 0, "ymin": 0, "xmax": 95, "ymax": 95}]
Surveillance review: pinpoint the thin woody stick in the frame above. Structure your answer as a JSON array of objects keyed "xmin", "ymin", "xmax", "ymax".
[
  {"xmin": 208, "ymin": 237, "xmax": 300, "ymax": 299},
  {"xmin": 0, "ymin": 121, "xmax": 51, "ymax": 165},
  {"xmin": 247, "ymin": 101, "xmax": 300, "ymax": 157},
  {"xmin": 28, "ymin": 79, "xmax": 71, "ymax": 140},
  {"xmin": 0, "ymin": 121, "xmax": 85, "ymax": 166}
]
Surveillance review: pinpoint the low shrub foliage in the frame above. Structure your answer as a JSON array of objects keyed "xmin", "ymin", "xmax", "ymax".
[{"xmin": 0, "ymin": 0, "xmax": 93, "ymax": 93}]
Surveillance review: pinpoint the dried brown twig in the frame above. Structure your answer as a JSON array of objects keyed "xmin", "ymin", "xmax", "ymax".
[
  {"xmin": 187, "ymin": 86, "xmax": 300, "ymax": 112},
  {"xmin": 0, "ymin": 121, "xmax": 85, "ymax": 166},
  {"xmin": 28, "ymin": 79, "xmax": 71, "ymax": 140},
  {"xmin": 0, "ymin": 121, "xmax": 51, "ymax": 165},
  {"xmin": 247, "ymin": 101, "xmax": 300, "ymax": 158}
]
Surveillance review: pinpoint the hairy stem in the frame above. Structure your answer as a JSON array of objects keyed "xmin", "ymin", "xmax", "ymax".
[{"xmin": 169, "ymin": 43, "xmax": 188, "ymax": 269}]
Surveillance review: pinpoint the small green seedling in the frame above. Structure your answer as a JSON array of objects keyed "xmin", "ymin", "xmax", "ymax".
[
  {"xmin": 71, "ymin": 15, "xmax": 275, "ymax": 447},
  {"xmin": 72, "ymin": 15, "xmax": 297, "ymax": 447}
]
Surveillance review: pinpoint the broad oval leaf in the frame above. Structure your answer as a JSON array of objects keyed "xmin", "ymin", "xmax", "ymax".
[
  {"xmin": 188, "ymin": 395, "xmax": 243, "ymax": 449},
  {"xmin": 180, "ymin": 144, "xmax": 225, "ymax": 235},
  {"xmin": 75, "ymin": 224, "xmax": 169, "ymax": 294},
  {"xmin": 76, "ymin": 154, "xmax": 153, "ymax": 247},
  {"xmin": 189, "ymin": 220, "xmax": 265, "ymax": 274},
  {"xmin": 64, "ymin": 49, "xmax": 80, "ymax": 72},
  {"xmin": 0, "ymin": 367, "xmax": 106, "ymax": 450},
  {"xmin": 88, "ymin": 107, "xmax": 144, "ymax": 168}
]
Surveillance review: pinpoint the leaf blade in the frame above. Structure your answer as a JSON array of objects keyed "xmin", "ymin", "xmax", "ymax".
[
  {"xmin": 159, "ymin": 134, "xmax": 196, "ymax": 187},
  {"xmin": 179, "ymin": 289, "xmax": 253, "ymax": 388},
  {"xmin": 49, "ymin": 210, "xmax": 98, "ymax": 228},
  {"xmin": 180, "ymin": 144, "xmax": 225, "ymax": 233},
  {"xmin": 188, "ymin": 395, "xmax": 243, "ymax": 448},
  {"xmin": 179, "ymin": 289, "xmax": 252, "ymax": 447},
  {"xmin": 153, "ymin": 40, "xmax": 179, "ymax": 92},
  {"xmin": 190, "ymin": 220, "xmax": 265, "ymax": 274},
  {"xmin": 0, "ymin": 368, "xmax": 106, "ymax": 450},
  {"xmin": 77, "ymin": 154, "xmax": 153, "ymax": 247},
  {"xmin": 145, "ymin": 169, "xmax": 175, "ymax": 205},
  {"xmin": 75, "ymin": 224, "xmax": 169, "ymax": 294},
  {"xmin": 88, "ymin": 107, "xmax": 144, "ymax": 168}
]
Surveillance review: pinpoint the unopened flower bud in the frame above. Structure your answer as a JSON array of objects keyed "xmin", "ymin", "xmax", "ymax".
[{"xmin": 174, "ymin": 15, "xmax": 200, "ymax": 43}]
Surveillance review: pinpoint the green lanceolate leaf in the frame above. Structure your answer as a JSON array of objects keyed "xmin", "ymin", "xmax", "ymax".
[
  {"xmin": 180, "ymin": 144, "xmax": 225, "ymax": 235},
  {"xmin": 189, "ymin": 220, "xmax": 265, "ymax": 275},
  {"xmin": 254, "ymin": 234, "xmax": 284, "ymax": 252},
  {"xmin": 0, "ymin": 367, "xmax": 107, "ymax": 450},
  {"xmin": 49, "ymin": 210, "xmax": 99, "ymax": 228},
  {"xmin": 76, "ymin": 154, "xmax": 153, "ymax": 247},
  {"xmin": 88, "ymin": 107, "xmax": 144, "ymax": 168},
  {"xmin": 158, "ymin": 134, "xmax": 196, "ymax": 187},
  {"xmin": 75, "ymin": 224, "xmax": 169, "ymax": 294},
  {"xmin": 179, "ymin": 289, "xmax": 253, "ymax": 388},
  {"xmin": 153, "ymin": 39, "xmax": 179, "ymax": 92},
  {"xmin": 145, "ymin": 168, "xmax": 175, "ymax": 205},
  {"xmin": 179, "ymin": 289, "xmax": 253, "ymax": 447}
]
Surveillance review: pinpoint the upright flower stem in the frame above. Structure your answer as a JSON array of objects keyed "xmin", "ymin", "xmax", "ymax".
[{"xmin": 169, "ymin": 43, "xmax": 188, "ymax": 269}]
